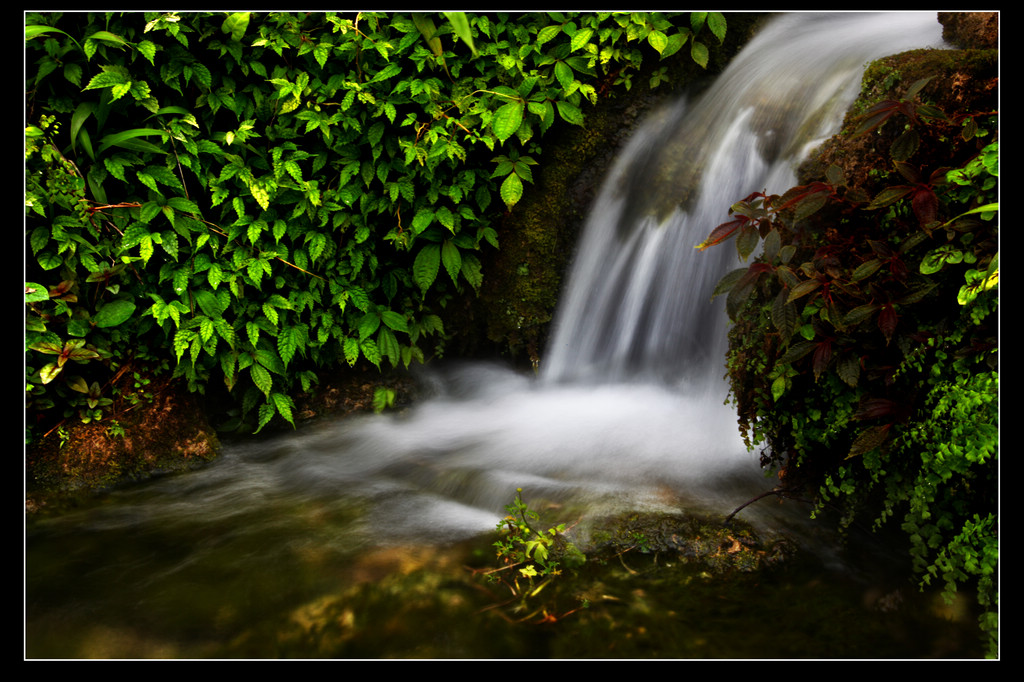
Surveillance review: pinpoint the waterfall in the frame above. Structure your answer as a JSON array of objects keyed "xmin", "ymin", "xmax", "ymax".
[
  {"xmin": 27, "ymin": 14, "xmax": 964, "ymax": 658},
  {"xmin": 542, "ymin": 12, "xmax": 946, "ymax": 391}
]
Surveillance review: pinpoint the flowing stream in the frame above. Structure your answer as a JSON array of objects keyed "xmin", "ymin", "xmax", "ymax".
[{"xmin": 28, "ymin": 13, "xmax": 982, "ymax": 659}]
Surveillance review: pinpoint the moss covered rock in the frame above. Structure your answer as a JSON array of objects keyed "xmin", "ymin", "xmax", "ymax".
[{"xmin": 26, "ymin": 377, "xmax": 220, "ymax": 514}]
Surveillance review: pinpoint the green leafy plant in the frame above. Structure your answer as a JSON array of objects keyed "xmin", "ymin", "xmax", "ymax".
[
  {"xmin": 486, "ymin": 487, "xmax": 589, "ymax": 611},
  {"xmin": 494, "ymin": 488, "xmax": 570, "ymax": 580},
  {"xmin": 26, "ymin": 11, "xmax": 728, "ymax": 439}
]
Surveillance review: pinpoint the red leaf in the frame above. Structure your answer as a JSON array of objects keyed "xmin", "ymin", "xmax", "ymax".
[
  {"xmin": 812, "ymin": 339, "xmax": 832, "ymax": 381},
  {"xmin": 878, "ymin": 303, "xmax": 898, "ymax": 344},
  {"xmin": 696, "ymin": 216, "xmax": 748, "ymax": 251},
  {"xmin": 911, "ymin": 186, "xmax": 939, "ymax": 225},
  {"xmin": 854, "ymin": 398, "xmax": 905, "ymax": 420}
]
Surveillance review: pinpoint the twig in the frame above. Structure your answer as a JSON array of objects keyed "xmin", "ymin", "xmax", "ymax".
[{"xmin": 724, "ymin": 486, "xmax": 810, "ymax": 524}]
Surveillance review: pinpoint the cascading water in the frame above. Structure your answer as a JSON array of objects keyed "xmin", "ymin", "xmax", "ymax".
[
  {"xmin": 27, "ymin": 13, "xmax": 960, "ymax": 658},
  {"xmin": 542, "ymin": 12, "xmax": 948, "ymax": 388}
]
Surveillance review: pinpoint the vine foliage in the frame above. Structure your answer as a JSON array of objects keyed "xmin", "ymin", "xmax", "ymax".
[{"xmin": 26, "ymin": 11, "xmax": 727, "ymax": 437}]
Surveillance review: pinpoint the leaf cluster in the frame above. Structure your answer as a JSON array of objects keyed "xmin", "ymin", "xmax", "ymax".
[
  {"xmin": 700, "ymin": 80, "xmax": 997, "ymax": 653},
  {"xmin": 25, "ymin": 11, "xmax": 728, "ymax": 437},
  {"xmin": 492, "ymin": 488, "xmax": 580, "ymax": 601}
]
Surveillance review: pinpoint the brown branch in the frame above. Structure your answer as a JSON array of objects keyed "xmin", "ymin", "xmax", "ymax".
[{"xmin": 724, "ymin": 486, "xmax": 811, "ymax": 524}]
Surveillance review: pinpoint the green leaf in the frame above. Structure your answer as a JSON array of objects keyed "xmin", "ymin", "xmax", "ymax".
[
  {"xmin": 443, "ymin": 11, "xmax": 477, "ymax": 55},
  {"xmin": 836, "ymin": 353, "xmax": 861, "ymax": 388},
  {"xmin": 377, "ymin": 327, "xmax": 400, "ymax": 367},
  {"xmin": 250, "ymin": 348, "xmax": 282, "ymax": 375},
  {"xmin": 570, "ymin": 27, "xmax": 593, "ymax": 52},
  {"xmin": 97, "ymin": 128, "xmax": 167, "ymax": 155},
  {"xmin": 221, "ymin": 12, "xmax": 250, "ymax": 41},
  {"xmin": 343, "ymin": 337, "xmax": 360, "ymax": 366},
  {"xmin": 707, "ymin": 12, "xmax": 728, "ymax": 42},
  {"xmin": 555, "ymin": 100, "xmax": 583, "ymax": 126},
  {"xmin": 460, "ymin": 253, "xmax": 483, "ymax": 291},
  {"xmin": 776, "ymin": 340, "xmax": 817, "ymax": 366},
  {"xmin": 851, "ymin": 259, "xmax": 883, "ymax": 281},
  {"xmin": 250, "ymin": 360, "xmax": 274, "ymax": 399},
  {"xmin": 537, "ymin": 25, "xmax": 562, "ymax": 45},
  {"xmin": 313, "ymin": 42, "xmax": 333, "ymax": 69},
  {"xmin": 360, "ymin": 337, "xmax": 381, "ymax": 368},
  {"xmin": 278, "ymin": 325, "xmax": 305, "ymax": 367},
  {"xmin": 271, "ymin": 391, "xmax": 295, "ymax": 427},
  {"xmin": 500, "ymin": 172, "xmax": 523, "ymax": 210},
  {"xmin": 93, "ymin": 299, "xmax": 136, "ymax": 328},
  {"xmin": 647, "ymin": 30, "xmax": 668, "ymax": 54},
  {"xmin": 25, "ymin": 282, "xmax": 49, "ymax": 303},
  {"xmin": 554, "ymin": 60, "xmax": 574, "ymax": 92},
  {"xmin": 255, "ymin": 402, "xmax": 275, "ymax": 434},
  {"xmin": 412, "ymin": 207, "xmax": 435, "ymax": 234},
  {"xmin": 39, "ymin": 362, "xmax": 63, "ymax": 384},
  {"xmin": 771, "ymin": 374, "xmax": 788, "ymax": 402},
  {"xmin": 493, "ymin": 100, "xmax": 524, "ymax": 143},
  {"xmin": 413, "ymin": 244, "xmax": 441, "ymax": 294},
  {"xmin": 787, "ymin": 278, "xmax": 821, "ymax": 303},
  {"xmin": 441, "ymin": 240, "xmax": 462, "ymax": 284},
  {"xmin": 690, "ymin": 39, "xmax": 709, "ymax": 68},
  {"xmin": 380, "ymin": 310, "xmax": 409, "ymax": 334},
  {"xmin": 26, "ymin": 25, "xmax": 77, "ymax": 48},
  {"xmin": 357, "ymin": 311, "xmax": 381, "ymax": 340},
  {"xmin": 847, "ymin": 425, "xmax": 891, "ymax": 459},
  {"xmin": 412, "ymin": 13, "xmax": 443, "ymax": 56}
]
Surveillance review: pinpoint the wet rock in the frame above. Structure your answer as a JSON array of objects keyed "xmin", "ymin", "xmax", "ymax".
[
  {"xmin": 26, "ymin": 377, "xmax": 220, "ymax": 514},
  {"xmin": 938, "ymin": 12, "xmax": 998, "ymax": 49}
]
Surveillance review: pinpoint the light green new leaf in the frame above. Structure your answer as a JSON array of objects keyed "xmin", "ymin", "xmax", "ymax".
[
  {"xmin": 536, "ymin": 25, "xmax": 561, "ymax": 45},
  {"xmin": 221, "ymin": 13, "xmax": 251, "ymax": 42},
  {"xmin": 26, "ymin": 25, "xmax": 81, "ymax": 53},
  {"xmin": 39, "ymin": 362, "xmax": 63, "ymax": 384},
  {"xmin": 271, "ymin": 391, "xmax": 295, "ymax": 427},
  {"xmin": 647, "ymin": 30, "xmax": 668, "ymax": 54},
  {"xmin": 88, "ymin": 30, "xmax": 129, "ymax": 49},
  {"xmin": 500, "ymin": 172, "xmax": 523, "ymax": 209},
  {"xmin": 250, "ymin": 362, "xmax": 272, "ymax": 397},
  {"xmin": 570, "ymin": 27, "xmax": 593, "ymax": 52},
  {"xmin": 314, "ymin": 42, "xmax": 332, "ymax": 69},
  {"xmin": 83, "ymin": 70, "xmax": 130, "ymax": 92}
]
